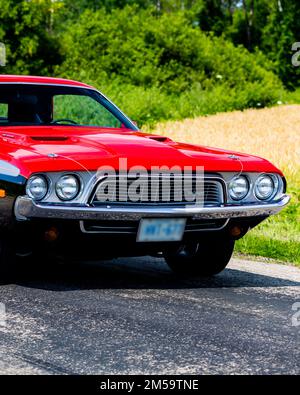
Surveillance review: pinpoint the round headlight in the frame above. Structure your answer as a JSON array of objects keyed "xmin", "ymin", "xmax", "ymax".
[
  {"xmin": 26, "ymin": 175, "xmax": 48, "ymax": 201},
  {"xmin": 254, "ymin": 175, "xmax": 275, "ymax": 200},
  {"xmin": 56, "ymin": 175, "xmax": 80, "ymax": 201},
  {"xmin": 229, "ymin": 175, "xmax": 249, "ymax": 200}
]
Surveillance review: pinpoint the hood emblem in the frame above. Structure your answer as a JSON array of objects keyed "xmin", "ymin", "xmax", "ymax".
[
  {"xmin": 228, "ymin": 154, "xmax": 240, "ymax": 160},
  {"xmin": 48, "ymin": 153, "xmax": 58, "ymax": 158}
]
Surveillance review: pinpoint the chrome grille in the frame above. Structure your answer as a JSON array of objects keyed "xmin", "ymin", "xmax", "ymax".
[
  {"xmin": 92, "ymin": 175, "xmax": 224, "ymax": 207},
  {"xmin": 80, "ymin": 218, "xmax": 228, "ymax": 234}
]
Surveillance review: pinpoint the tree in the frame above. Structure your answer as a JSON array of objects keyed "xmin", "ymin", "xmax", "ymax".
[
  {"xmin": 261, "ymin": 0, "xmax": 300, "ymax": 88},
  {"xmin": 0, "ymin": 0, "xmax": 62, "ymax": 75}
]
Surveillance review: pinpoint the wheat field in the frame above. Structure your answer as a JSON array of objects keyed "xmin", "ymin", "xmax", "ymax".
[
  {"xmin": 152, "ymin": 104, "xmax": 300, "ymax": 263},
  {"xmin": 153, "ymin": 105, "xmax": 300, "ymax": 179}
]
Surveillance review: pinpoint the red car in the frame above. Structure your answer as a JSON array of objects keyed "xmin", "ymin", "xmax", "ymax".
[{"xmin": 0, "ymin": 75, "xmax": 290, "ymax": 277}]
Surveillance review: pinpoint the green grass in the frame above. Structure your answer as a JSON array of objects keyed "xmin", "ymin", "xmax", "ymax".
[
  {"xmin": 285, "ymin": 87, "xmax": 300, "ymax": 104},
  {"xmin": 235, "ymin": 173, "xmax": 300, "ymax": 266}
]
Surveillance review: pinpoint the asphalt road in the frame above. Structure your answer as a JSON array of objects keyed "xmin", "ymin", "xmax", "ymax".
[{"xmin": 0, "ymin": 256, "xmax": 299, "ymax": 375}]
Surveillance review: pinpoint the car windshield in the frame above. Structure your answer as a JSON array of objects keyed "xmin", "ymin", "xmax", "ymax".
[{"xmin": 0, "ymin": 84, "xmax": 136, "ymax": 129}]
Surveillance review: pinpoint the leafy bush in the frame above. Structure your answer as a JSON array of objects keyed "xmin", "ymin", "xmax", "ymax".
[{"xmin": 56, "ymin": 6, "xmax": 284, "ymax": 126}]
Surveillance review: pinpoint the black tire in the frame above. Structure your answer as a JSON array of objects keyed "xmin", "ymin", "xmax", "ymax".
[
  {"xmin": 0, "ymin": 237, "xmax": 37, "ymax": 282},
  {"xmin": 0, "ymin": 237, "xmax": 17, "ymax": 282},
  {"xmin": 164, "ymin": 237, "xmax": 235, "ymax": 277}
]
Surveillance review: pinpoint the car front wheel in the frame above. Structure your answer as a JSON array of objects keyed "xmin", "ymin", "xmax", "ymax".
[{"xmin": 164, "ymin": 237, "xmax": 235, "ymax": 277}]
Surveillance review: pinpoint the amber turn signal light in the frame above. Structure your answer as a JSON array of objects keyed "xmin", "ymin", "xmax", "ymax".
[
  {"xmin": 229, "ymin": 226, "xmax": 243, "ymax": 238},
  {"xmin": 44, "ymin": 227, "xmax": 59, "ymax": 242}
]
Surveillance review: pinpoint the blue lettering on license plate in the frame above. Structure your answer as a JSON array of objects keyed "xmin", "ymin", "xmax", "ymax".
[{"xmin": 137, "ymin": 218, "xmax": 186, "ymax": 242}]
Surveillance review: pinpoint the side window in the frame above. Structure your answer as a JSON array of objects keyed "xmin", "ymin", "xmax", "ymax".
[
  {"xmin": 0, "ymin": 103, "xmax": 8, "ymax": 119},
  {"xmin": 53, "ymin": 95, "xmax": 121, "ymax": 127}
]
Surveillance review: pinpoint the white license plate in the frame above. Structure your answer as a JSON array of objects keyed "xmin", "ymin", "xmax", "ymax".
[{"xmin": 137, "ymin": 218, "xmax": 186, "ymax": 242}]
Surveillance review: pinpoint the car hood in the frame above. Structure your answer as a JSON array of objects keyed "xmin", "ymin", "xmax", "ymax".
[{"xmin": 0, "ymin": 126, "xmax": 282, "ymax": 178}]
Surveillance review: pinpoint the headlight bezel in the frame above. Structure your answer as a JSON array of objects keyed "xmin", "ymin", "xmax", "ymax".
[
  {"xmin": 55, "ymin": 174, "xmax": 81, "ymax": 201},
  {"xmin": 254, "ymin": 173, "xmax": 278, "ymax": 201},
  {"xmin": 26, "ymin": 174, "xmax": 49, "ymax": 201},
  {"xmin": 228, "ymin": 175, "xmax": 250, "ymax": 201}
]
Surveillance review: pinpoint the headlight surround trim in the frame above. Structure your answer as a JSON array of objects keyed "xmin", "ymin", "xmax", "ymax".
[
  {"xmin": 254, "ymin": 174, "xmax": 278, "ymax": 201},
  {"xmin": 55, "ymin": 174, "xmax": 81, "ymax": 201},
  {"xmin": 228, "ymin": 175, "xmax": 250, "ymax": 201},
  {"xmin": 26, "ymin": 175, "xmax": 49, "ymax": 201}
]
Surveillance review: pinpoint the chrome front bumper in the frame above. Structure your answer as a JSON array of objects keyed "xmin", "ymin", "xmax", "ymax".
[{"xmin": 14, "ymin": 195, "xmax": 290, "ymax": 221}]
